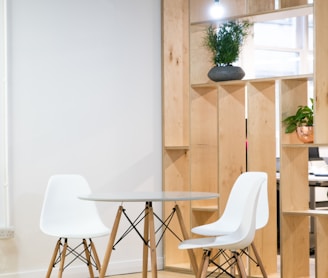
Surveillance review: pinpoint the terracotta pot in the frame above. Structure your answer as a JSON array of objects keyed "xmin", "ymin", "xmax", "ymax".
[{"xmin": 296, "ymin": 126, "xmax": 314, "ymax": 143}]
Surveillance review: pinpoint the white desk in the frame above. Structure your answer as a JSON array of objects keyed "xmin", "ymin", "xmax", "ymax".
[{"xmin": 80, "ymin": 191, "xmax": 219, "ymax": 278}]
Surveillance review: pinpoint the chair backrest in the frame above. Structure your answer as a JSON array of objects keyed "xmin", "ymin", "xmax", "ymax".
[
  {"xmin": 40, "ymin": 174, "xmax": 108, "ymax": 238},
  {"xmin": 255, "ymin": 172, "xmax": 269, "ymax": 229},
  {"xmin": 222, "ymin": 171, "xmax": 268, "ymax": 230},
  {"xmin": 219, "ymin": 176, "xmax": 262, "ymax": 250},
  {"xmin": 192, "ymin": 172, "xmax": 268, "ymax": 236}
]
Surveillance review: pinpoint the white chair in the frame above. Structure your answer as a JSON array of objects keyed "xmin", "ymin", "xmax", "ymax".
[
  {"xmin": 40, "ymin": 175, "xmax": 111, "ymax": 278},
  {"xmin": 191, "ymin": 172, "xmax": 268, "ymax": 277},
  {"xmin": 179, "ymin": 172, "xmax": 265, "ymax": 278}
]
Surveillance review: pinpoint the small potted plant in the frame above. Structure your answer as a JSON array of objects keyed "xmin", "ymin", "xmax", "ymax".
[
  {"xmin": 204, "ymin": 20, "xmax": 252, "ymax": 82},
  {"xmin": 282, "ymin": 98, "xmax": 314, "ymax": 143}
]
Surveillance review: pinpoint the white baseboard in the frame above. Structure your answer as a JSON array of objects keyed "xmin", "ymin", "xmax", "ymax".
[{"xmin": 0, "ymin": 257, "xmax": 164, "ymax": 278}]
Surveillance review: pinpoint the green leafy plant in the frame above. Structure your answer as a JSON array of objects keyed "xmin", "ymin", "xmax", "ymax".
[
  {"xmin": 282, "ymin": 98, "xmax": 314, "ymax": 133},
  {"xmin": 204, "ymin": 20, "xmax": 252, "ymax": 66}
]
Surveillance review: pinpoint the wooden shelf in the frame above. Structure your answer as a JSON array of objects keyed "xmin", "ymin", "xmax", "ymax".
[
  {"xmin": 282, "ymin": 143, "xmax": 328, "ymax": 148},
  {"xmin": 191, "ymin": 205, "xmax": 218, "ymax": 212},
  {"xmin": 191, "ymin": 74, "xmax": 313, "ymax": 88},
  {"xmin": 163, "ymin": 265, "xmax": 193, "ymax": 274},
  {"xmin": 284, "ymin": 209, "xmax": 328, "ymax": 216},
  {"xmin": 165, "ymin": 146, "xmax": 190, "ymax": 151}
]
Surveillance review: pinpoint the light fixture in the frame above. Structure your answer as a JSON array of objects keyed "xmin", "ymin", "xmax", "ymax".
[{"xmin": 210, "ymin": 0, "xmax": 224, "ymax": 19}]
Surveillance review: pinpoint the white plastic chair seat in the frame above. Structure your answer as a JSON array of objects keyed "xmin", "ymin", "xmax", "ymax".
[
  {"xmin": 43, "ymin": 224, "xmax": 110, "ymax": 239},
  {"xmin": 191, "ymin": 219, "xmax": 238, "ymax": 236},
  {"xmin": 179, "ymin": 232, "xmax": 254, "ymax": 252}
]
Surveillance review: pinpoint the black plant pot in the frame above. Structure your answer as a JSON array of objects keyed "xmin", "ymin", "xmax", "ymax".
[{"xmin": 208, "ymin": 65, "xmax": 245, "ymax": 82}]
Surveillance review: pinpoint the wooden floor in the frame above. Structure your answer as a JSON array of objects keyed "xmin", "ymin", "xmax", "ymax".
[
  {"xmin": 109, "ymin": 256, "xmax": 316, "ymax": 278},
  {"xmin": 109, "ymin": 270, "xmax": 281, "ymax": 278},
  {"xmin": 109, "ymin": 268, "xmax": 313, "ymax": 278},
  {"xmin": 110, "ymin": 270, "xmax": 195, "ymax": 278}
]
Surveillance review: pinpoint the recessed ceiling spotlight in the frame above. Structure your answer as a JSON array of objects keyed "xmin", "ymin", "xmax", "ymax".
[{"xmin": 210, "ymin": 0, "xmax": 224, "ymax": 19}]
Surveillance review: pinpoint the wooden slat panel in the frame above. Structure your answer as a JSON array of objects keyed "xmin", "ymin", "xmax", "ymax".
[
  {"xmin": 247, "ymin": 0, "xmax": 274, "ymax": 14},
  {"xmin": 218, "ymin": 84, "xmax": 246, "ymax": 213},
  {"xmin": 247, "ymin": 80, "xmax": 277, "ymax": 275},
  {"xmin": 280, "ymin": 0, "xmax": 308, "ymax": 8},
  {"xmin": 164, "ymin": 150, "xmax": 190, "ymax": 192},
  {"xmin": 314, "ymin": 0, "xmax": 328, "ymax": 143},
  {"xmin": 316, "ymin": 216, "xmax": 328, "ymax": 278},
  {"xmin": 280, "ymin": 215, "xmax": 310, "ymax": 277},
  {"xmin": 190, "ymin": 28, "xmax": 212, "ymax": 85},
  {"xmin": 190, "ymin": 86, "xmax": 218, "ymax": 208},
  {"xmin": 279, "ymin": 79, "xmax": 309, "ymax": 277},
  {"xmin": 162, "ymin": 0, "xmax": 189, "ymax": 147},
  {"xmin": 280, "ymin": 147, "xmax": 308, "ymax": 212},
  {"xmin": 163, "ymin": 150, "xmax": 190, "ymax": 268},
  {"xmin": 280, "ymin": 147, "xmax": 309, "ymax": 277}
]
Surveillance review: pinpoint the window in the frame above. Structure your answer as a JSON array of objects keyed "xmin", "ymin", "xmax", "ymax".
[
  {"xmin": 240, "ymin": 10, "xmax": 314, "ymax": 157},
  {"xmin": 242, "ymin": 13, "xmax": 313, "ymax": 78}
]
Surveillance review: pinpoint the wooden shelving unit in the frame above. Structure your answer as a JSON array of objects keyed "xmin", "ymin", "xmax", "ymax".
[
  {"xmin": 162, "ymin": 0, "xmax": 191, "ymax": 270},
  {"xmin": 162, "ymin": 0, "xmax": 328, "ymax": 277}
]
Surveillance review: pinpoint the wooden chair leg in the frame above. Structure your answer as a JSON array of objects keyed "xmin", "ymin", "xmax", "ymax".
[
  {"xmin": 58, "ymin": 238, "xmax": 68, "ymax": 278},
  {"xmin": 46, "ymin": 239, "xmax": 61, "ymax": 278},
  {"xmin": 250, "ymin": 242, "xmax": 268, "ymax": 278},
  {"xmin": 234, "ymin": 251, "xmax": 247, "ymax": 278},
  {"xmin": 46, "ymin": 237, "xmax": 104, "ymax": 278},
  {"xmin": 89, "ymin": 239, "xmax": 102, "ymax": 273},
  {"xmin": 83, "ymin": 239, "xmax": 94, "ymax": 278},
  {"xmin": 198, "ymin": 249, "xmax": 211, "ymax": 278}
]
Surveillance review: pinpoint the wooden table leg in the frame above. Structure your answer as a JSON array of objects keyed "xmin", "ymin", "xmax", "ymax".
[
  {"xmin": 175, "ymin": 204, "xmax": 198, "ymax": 275},
  {"xmin": 142, "ymin": 202, "xmax": 150, "ymax": 278},
  {"xmin": 99, "ymin": 205, "xmax": 123, "ymax": 278},
  {"xmin": 148, "ymin": 202, "xmax": 158, "ymax": 278}
]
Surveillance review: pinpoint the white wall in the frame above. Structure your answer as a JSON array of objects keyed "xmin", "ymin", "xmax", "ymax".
[{"xmin": 0, "ymin": 0, "xmax": 162, "ymax": 277}]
